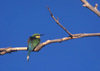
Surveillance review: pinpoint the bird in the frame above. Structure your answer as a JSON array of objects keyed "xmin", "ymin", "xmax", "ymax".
[{"xmin": 27, "ymin": 33, "xmax": 41, "ymax": 61}]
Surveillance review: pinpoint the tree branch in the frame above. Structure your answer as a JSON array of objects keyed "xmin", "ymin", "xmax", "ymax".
[
  {"xmin": 0, "ymin": 47, "xmax": 27, "ymax": 55},
  {"xmin": 0, "ymin": 33, "xmax": 100, "ymax": 55},
  {"xmin": 81, "ymin": 0, "xmax": 100, "ymax": 17},
  {"xmin": 48, "ymin": 7, "xmax": 72, "ymax": 36},
  {"xmin": 0, "ymin": 7, "xmax": 100, "ymax": 55}
]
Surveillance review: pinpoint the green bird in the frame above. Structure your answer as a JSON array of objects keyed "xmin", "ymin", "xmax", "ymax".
[{"xmin": 27, "ymin": 33, "xmax": 41, "ymax": 61}]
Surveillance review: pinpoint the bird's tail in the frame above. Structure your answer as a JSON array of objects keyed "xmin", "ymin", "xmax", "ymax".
[{"xmin": 27, "ymin": 51, "xmax": 30, "ymax": 61}]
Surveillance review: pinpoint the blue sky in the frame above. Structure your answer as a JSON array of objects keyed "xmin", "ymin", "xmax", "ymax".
[{"xmin": 0, "ymin": 0, "xmax": 100, "ymax": 71}]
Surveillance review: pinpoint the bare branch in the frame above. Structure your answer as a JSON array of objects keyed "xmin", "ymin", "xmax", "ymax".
[
  {"xmin": 48, "ymin": 7, "xmax": 72, "ymax": 36},
  {"xmin": 81, "ymin": 0, "xmax": 100, "ymax": 17},
  {"xmin": 0, "ymin": 47, "xmax": 27, "ymax": 55},
  {"xmin": 34, "ymin": 33, "xmax": 100, "ymax": 51},
  {"xmin": 0, "ymin": 7, "xmax": 100, "ymax": 55},
  {"xmin": 0, "ymin": 33, "xmax": 100, "ymax": 55}
]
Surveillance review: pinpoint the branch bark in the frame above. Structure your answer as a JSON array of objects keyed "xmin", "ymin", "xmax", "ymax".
[
  {"xmin": 0, "ymin": 33, "xmax": 100, "ymax": 55},
  {"xmin": 0, "ymin": 8, "xmax": 100, "ymax": 55},
  {"xmin": 81, "ymin": 0, "xmax": 100, "ymax": 17}
]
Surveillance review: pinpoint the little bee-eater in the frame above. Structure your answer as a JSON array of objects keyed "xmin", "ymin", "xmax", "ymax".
[{"xmin": 27, "ymin": 33, "xmax": 41, "ymax": 61}]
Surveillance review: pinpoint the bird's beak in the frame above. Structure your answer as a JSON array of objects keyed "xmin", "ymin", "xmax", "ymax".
[{"xmin": 40, "ymin": 34, "xmax": 44, "ymax": 36}]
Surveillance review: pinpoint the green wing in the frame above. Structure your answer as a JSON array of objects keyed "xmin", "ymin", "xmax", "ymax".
[{"xmin": 31, "ymin": 39, "xmax": 40, "ymax": 50}]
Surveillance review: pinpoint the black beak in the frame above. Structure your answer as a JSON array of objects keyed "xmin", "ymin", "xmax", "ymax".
[{"xmin": 40, "ymin": 34, "xmax": 44, "ymax": 36}]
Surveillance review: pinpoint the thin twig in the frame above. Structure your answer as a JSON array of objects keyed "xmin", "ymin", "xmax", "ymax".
[
  {"xmin": 81, "ymin": 0, "xmax": 100, "ymax": 17},
  {"xmin": 48, "ymin": 7, "xmax": 72, "ymax": 36}
]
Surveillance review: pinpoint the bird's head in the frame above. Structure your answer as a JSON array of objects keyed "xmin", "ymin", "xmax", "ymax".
[{"xmin": 32, "ymin": 33, "xmax": 43, "ymax": 39}]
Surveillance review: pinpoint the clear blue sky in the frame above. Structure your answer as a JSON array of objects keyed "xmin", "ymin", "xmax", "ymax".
[{"xmin": 0, "ymin": 0, "xmax": 100, "ymax": 71}]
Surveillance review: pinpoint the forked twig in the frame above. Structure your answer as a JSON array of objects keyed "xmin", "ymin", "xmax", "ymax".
[{"xmin": 81, "ymin": 0, "xmax": 100, "ymax": 17}]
